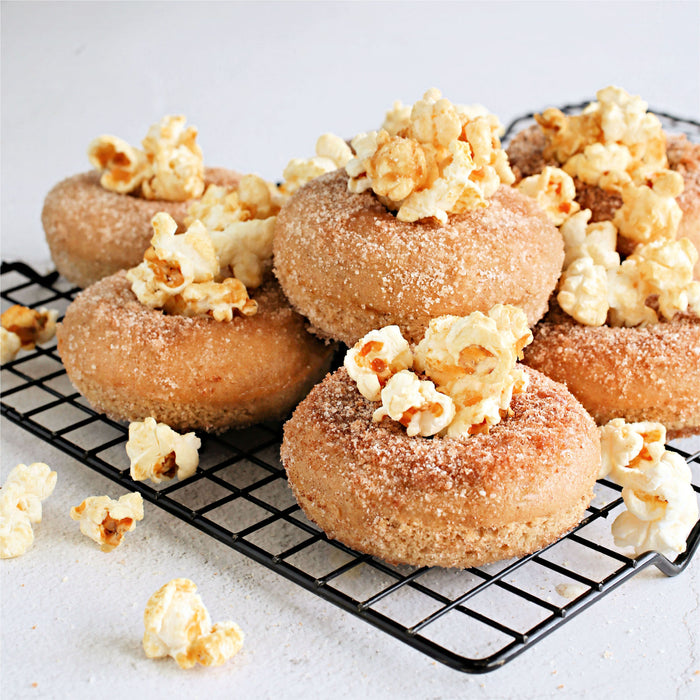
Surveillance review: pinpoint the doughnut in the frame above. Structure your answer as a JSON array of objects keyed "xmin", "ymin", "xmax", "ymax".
[
  {"xmin": 281, "ymin": 365, "xmax": 601, "ymax": 569},
  {"xmin": 507, "ymin": 125, "xmax": 700, "ymax": 275},
  {"xmin": 56, "ymin": 271, "xmax": 335, "ymax": 432},
  {"xmin": 42, "ymin": 167, "xmax": 241, "ymax": 288},
  {"xmin": 524, "ymin": 302, "xmax": 700, "ymax": 439},
  {"xmin": 273, "ymin": 170, "xmax": 564, "ymax": 345}
]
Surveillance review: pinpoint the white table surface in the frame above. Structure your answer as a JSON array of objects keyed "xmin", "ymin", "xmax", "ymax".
[{"xmin": 2, "ymin": 2, "xmax": 699, "ymax": 698}]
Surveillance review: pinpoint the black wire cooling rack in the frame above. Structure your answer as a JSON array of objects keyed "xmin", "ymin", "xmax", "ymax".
[
  {"xmin": 2, "ymin": 261, "xmax": 699, "ymax": 673},
  {"xmin": 3, "ymin": 105, "xmax": 700, "ymax": 674}
]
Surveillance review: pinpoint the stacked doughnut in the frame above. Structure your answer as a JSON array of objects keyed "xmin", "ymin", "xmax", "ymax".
[{"xmin": 507, "ymin": 87, "xmax": 700, "ymax": 437}]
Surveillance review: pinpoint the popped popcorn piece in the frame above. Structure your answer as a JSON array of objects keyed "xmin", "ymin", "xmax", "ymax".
[
  {"xmin": 414, "ymin": 308, "xmax": 532, "ymax": 435},
  {"xmin": 0, "ymin": 462, "xmax": 56, "ymax": 559},
  {"xmin": 557, "ymin": 257, "xmax": 609, "ymax": 326},
  {"xmin": 127, "ymin": 417, "xmax": 201, "ymax": 484},
  {"xmin": 1, "ymin": 327, "xmax": 21, "ymax": 364},
  {"xmin": 281, "ymin": 134, "xmax": 353, "ymax": 196},
  {"xmin": 89, "ymin": 116, "xmax": 204, "ymax": 201},
  {"xmin": 612, "ymin": 451, "xmax": 698, "ymax": 558},
  {"xmin": 599, "ymin": 418, "xmax": 666, "ymax": 483},
  {"xmin": 163, "ymin": 277, "xmax": 258, "ymax": 321},
  {"xmin": 127, "ymin": 213, "xmax": 219, "ymax": 307},
  {"xmin": 87, "ymin": 134, "xmax": 149, "ymax": 193},
  {"xmin": 209, "ymin": 217, "xmax": 276, "ymax": 289},
  {"xmin": 563, "ymin": 143, "xmax": 632, "ymax": 190},
  {"xmin": 372, "ymin": 370, "xmax": 455, "ymax": 437},
  {"xmin": 1, "ymin": 305, "xmax": 58, "ymax": 350},
  {"xmin": 70, "ymin": 492, "xmax": 144, "ymax": 552},
  {"xmin": 612, "ymin": 171, "xmax": 684, "ymax": 244},
  {"xmin": 517, "ymin": 166, "xmax": 581, "ymax": 226},
  {"xmin": 607, "ymin": 238, "xmax": 700, "ymax": 326},
  {"xmin": 0, "ymin": 509, "xmax": 34, "ymax": 559},
  {"xmin": 346, "ymin": 89, "xmax": 514, "ymax": 222},
  {"xmin": 560, "ymin": 209, "xmax": 619, "ymax": 270},
  {"xmin": 141, "ymin": 116, "xmax": 204, "ymax": 201},
  {"xmin": 143, "ymin": 578, "xmax": 243, "ymax": 669},
  {"xmin": 344, "ymin": 326, "xmax": 414, "ymax": 401},
  {"xmin": 535, "ymin": 86, "xmax": 667, "ymax": 184},
  {"xmin": 382, "ymin": 100, "xmax": 412, "ymax": 135}
]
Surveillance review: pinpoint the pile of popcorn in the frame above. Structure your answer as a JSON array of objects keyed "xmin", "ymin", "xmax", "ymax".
[
  {"xmin": 345, "ymin": 305, "xmax": 533, "ymax": 437},
  {"xmin": 143, "ymin": 578, "xmax": 244, "ymax": 669},
  {"xmin": 88, "ymin": 115, "xmax": 205, "ymax": 201},
  {"xmin": 0, "ymin": 463, "xmax": 56, "ymax": 558},
  {"xmin": 516, "ymin": 86, "xmax": 700, "ymax": 327},
  {"xmin": 346, "ymin": 88, "xmax": 515, "ymax": 223},
  {"xmin": 1, "ymin": 304, "xmax": 58, "ymax": 364},
  {"xmin": 128, "ymin": 132, "xmax": 352, "ymax": 320},
  {"xmin": 599, "ymin": 418, "xmax": 698, "ymax": 557}
]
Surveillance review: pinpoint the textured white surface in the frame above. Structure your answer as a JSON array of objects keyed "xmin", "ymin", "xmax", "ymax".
[{"xmin": 2, "ymin": 1, "xmax": 700, "ymax": 697}]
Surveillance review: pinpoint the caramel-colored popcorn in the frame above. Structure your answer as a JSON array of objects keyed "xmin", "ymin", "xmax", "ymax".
[
  {"xmin": 535, "ymin": 86, "xmax": 667, "ymax": 185},
  {"xmin": 608, "ymin": 238, "xmax": 700, "ymax": 326},
  {"xmin": 70, "ymin": 492, "xmax": 144, "ymax": 552},
  {"xmin": 127, "ymin": 213, "xmax": 219, "ymax": 308},
  {"xmin": 372, "ymin": 370, "xmax": 455, "ymax": 437},
  {"xmin": 560, "ymin": 209, "xmax": 619, "ymax": 270},
  {"xmin": 599, "ymin": 418, "xmax": 667, "ymax": 484},
  {"xmin": 141, "ymin": 116, "xmax": 204, "ymax": 201},
  {"xmin": 143, "ymin": 578, "xmax": 243, "ymax": 669},
  {"xmin": 163, "ymin": 277, "xmax": 258, "ymax": 321},
  {"xmin": 612, "ymin": 451, "xmax": 698, "ymax": 558},
  {"xmin": 0, "ymin": 462, "xmax": 56, "ymax": 559},
  {"xmin": 613, "ymin": 171, "xmax": 684, "ymax": 244},
  {"xmin": 89, "ymin": 116, "xmax": 204, "ymax": 201},
  {"xmin": 517, "ymin": 166, "xmax": 581, "ymax": 226},
  {"xmin": 382, "ymin": 100, "xmax": 412, "ymax": 135},
  {"xmin": 281, "ymin": 134, "xmax": 353, "ymax": 196},
  {"xmin": 557, "ymin": 257, "xmax": 609, "ymax": 326},
  {"xmin": 1, "ymin": 305, "xmax": 58, "ymax": 350},
  {"xmin": 127, "ymin": 417, "xmax": 201, "ymax": 484},
  {"xmin": 346, "ymin": 89, "xmax": 514, "ymax": 222},
  {"xmin": 344, "ymin": 326, "xmax": 414, "ymax": 402},
  {"xmin": 1, "ymin": 327, "xmax": 21, "ymax": 364},
  {"xmin": 87, "ymin": 135, "xmax": 149, "ymax": 193}
]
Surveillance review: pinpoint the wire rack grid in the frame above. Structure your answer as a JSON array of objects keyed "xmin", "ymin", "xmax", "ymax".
[{"xmin": 2, "ymin": 106, "xmax": 700, "ymax": 674}]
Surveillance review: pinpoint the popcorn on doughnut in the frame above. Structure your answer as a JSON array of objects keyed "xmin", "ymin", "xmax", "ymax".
[
  {"xmin": 281, "ymin": 309, "xmax": 600, "ymax": 569},
  {"xmin": 42, "ymin": 116, "xmax": 241, "ymax": 288},
  {"xmin": 274, "ymin": 89, "xmax": 564, "ymax": 345}
]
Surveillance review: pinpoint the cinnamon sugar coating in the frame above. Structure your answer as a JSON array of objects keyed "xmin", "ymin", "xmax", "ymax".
[
  {"xmin": 281, "ymin": 366, "xmax": 600, "ymax": 568},
  {"xmin": 57, "ymin": 271, "xmax": 335, "ymax": 432},
  {"xmin": 42, "ymin": 167, "xmax": 241, "ymax": 288},
  {"xmin": 524, "ymin": 301, "xmax": 700, "ymax": 437},
  {"xmin": 273, "ymin": 170, "xmax": 563, "ymax": 345}
]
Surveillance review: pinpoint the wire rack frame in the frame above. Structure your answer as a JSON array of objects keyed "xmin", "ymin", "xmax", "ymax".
[{"xmin": 2, "ymin": 106, "xmax": 700, "ymax": 674}]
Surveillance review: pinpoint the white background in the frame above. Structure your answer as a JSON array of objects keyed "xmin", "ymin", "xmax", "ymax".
[{"xmin": 2, "ymin": 1, "xmax": 700, "ymax": 698}]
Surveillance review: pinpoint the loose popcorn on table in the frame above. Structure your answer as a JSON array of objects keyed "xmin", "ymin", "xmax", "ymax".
[
  {"xmin": 1, "ymin": 305, "xmax": 58, "ymax": 350},
  {"xmin": 516, "ymin": 166, "xmax": 580, "ymax": 226},
  {"xmin": 347, "ymin": 305, "xmax": 532, "ymax": 438},
  {"xmin": 0, "ymin": 462, "xmax": 57, "ymax": 559},
  {"xmin": 344, "ymin": 326, "xmax": 413, "ymax": 401},
  {"xmin": 599, "ymin": 417, "xmax": 699, "ymax": 558},
  {"xmin": 89, "ymin": 115, "xmax": 205, "ymax": 201},
  {"xmin": 70, "ymin": 492, "xmax": 144, "ymax": 552},
  {"xmin": 143, "ymin": 578, "xmax": 244, "ymax": 669},
  {"xmin": 345, "ymin": 88, "xmax": 514, "ymax": 223},
  {"xmin": 127, "ymin": 417, "xmax": 201, "ymax": 484}
]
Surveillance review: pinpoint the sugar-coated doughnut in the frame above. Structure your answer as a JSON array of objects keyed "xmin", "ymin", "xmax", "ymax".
[
  {"xmin": 273, "ymin": 170, "xmax": 564, "ymax": 346},
  {"xmin": 42, "ymin": 167, "xmax": 241, "ymax": 288},
  {"xmin": 57, "ymin": 271, "xmax": 335, "ymax": 432},
  {"xmin": 507, "ymin": 126, "xmax": 700, "ymax": 275},
  {"xmin": 281, "ymin": 366, "xmax": 600, "ymax": 569},
  {"xmin": 524, "ymin": 303, "xmax": 700, "ymax": 438}
]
